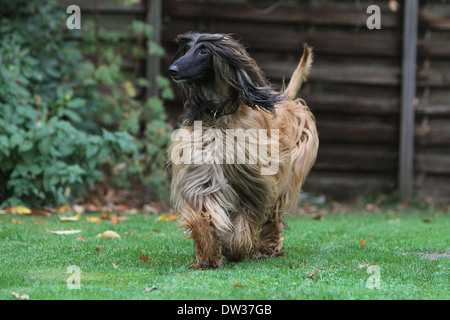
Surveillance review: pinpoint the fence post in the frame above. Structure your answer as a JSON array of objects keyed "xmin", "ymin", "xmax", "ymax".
[
  {"xmin": 399, "ymin": 0, "xmax": 419, "ymax": 199},
  {"xmin": 146, "ymin": 0, "xmax": 162, "ymax": 99}
]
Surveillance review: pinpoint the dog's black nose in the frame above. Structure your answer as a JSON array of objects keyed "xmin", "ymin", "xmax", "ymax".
[{"xmin": 168, "ymin": 65, "xmax": 179, "ymax": 77}]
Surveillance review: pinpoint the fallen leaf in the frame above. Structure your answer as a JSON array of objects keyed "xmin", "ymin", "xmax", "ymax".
[
  {"xmin": 139, "ymin": 254, "xmax": 151, "ymax": 262},
  {"xmin": 144, "ymin": 286, "xmax": 157, "ymax": 293},
  {"xmin": 47, "ymin": 229, "xmax": 82, "ymax": 235},
  {"xmin": 115, "ymin": 204, "xmax": 131, "ymax": 212},
  {"xmin": 110, "ymin": 217, "xmax": 118, "ymax": 224},
  {"xmin": 31, "ymin": 208, "xmax": 51, "ymax": 217},
  {"xmin": 422, "ymin": 219, "xmax": 432, "ymax": 224},
  {"xmin": 11, "ymin": 219, "xmax": 26, "ymax": 224},
  {"xmin": 125, "ymin": 231, "xmax": 135, "ymax": 237},
  {"xmin": 59, "ymin": 214, "xmax": 81, "ymax": 222},
  {"xmin": 58, "ymin": 204, "xmax": 72, "ymax": 213},
  {"xmin": 0, "ymin": 209, "xmax": 7, "ymax": 215},
  {"xmin": 143, "ymin": 204, "xmax": 161, "ymax": 214},
  {"xmin": 31, "ymin": 219, "xmax": 46, "ymax": 224},
  {"xmin": 75, "ymin": 237, "xmax": 87, "ymax": 242},
  {"xmin": 306, "ymin": 267, "xmax": 322, "ymax": 279},
  {"xmin": 360, "ymin": 239, "xmax": 367, "ymax": 246},
  {"xmin": 112, "ymin": 262, "xmax": 120, "ymax": 269},
  {"xmin": 96, "ymin": 230, "xmax": 121, "ymax": 239},
  {"xmin": 365, "ymin": 203, "xmax": 379, "ymax": 213},
  {"xmin": 95, "ymin": 247, "xmax": 102, "ymax": 252},
  {"xmin": 86, "ymin": 217, "xmax": 103, "ymax": 223},
  {"xmin": 311, "ymin": 214, "xmax": 324, "ymax": 221},
  {"xmin": 157, "ymin": 214, "xmax": 178, "ymax": 222},
  {"xmin": 10, "ymin": 206, "xmax": 32, "ymax": 215},
  {"xmin": 233, "ymin": 283, "xmax": 244, "ymax": 288},
  {"xmin": 11, "ymin": 291, "xmax": 29, "ymax": 300},
  {"xmin": 73, "ymin": 205, "xmax": 85, "ymax": 214}
]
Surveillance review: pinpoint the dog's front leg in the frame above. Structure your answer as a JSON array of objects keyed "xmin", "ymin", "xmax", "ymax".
[{"xmin": 182, "ymin": 210, "xmax": 223, "ymax": 269}]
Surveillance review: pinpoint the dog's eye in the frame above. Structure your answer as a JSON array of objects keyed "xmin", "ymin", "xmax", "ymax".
[{"xmin": 199, "ymin": 48, "xmax": 209, "ymax": 55}]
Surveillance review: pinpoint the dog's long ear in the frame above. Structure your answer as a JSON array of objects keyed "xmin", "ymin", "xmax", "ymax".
[{"xmin": 236, "ymin": 69, "xmax": 284, "ymax": 115}]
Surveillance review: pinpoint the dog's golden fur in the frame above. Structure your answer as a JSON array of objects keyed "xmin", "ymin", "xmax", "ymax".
[{"xmin": 168, "ymin": 33, "xmax": 318, "ymax": 269}]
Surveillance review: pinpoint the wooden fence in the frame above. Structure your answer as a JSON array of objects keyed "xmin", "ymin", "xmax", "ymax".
[{"xmin": 60, "ymin": 0, "xmax": 450, "ymax": 203}]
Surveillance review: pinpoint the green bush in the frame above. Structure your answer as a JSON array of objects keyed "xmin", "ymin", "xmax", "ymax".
[
  {"xmin": 75, "ymin": 19, "xmax": 174, "ymax": 203},
  {"xmin": 0, "ymin": 0, "xmax": 172, "ymax": 207}
]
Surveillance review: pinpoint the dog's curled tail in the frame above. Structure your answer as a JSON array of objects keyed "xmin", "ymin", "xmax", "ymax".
[{"xmin": 285, "ymin": 44, "xmax": 313, "ymax": 100}]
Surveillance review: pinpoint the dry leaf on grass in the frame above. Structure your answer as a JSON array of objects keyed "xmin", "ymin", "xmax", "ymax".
[
  {"xmin": 9, "ymin": 206, "xmax": 32, "ymax": 215},
  {"xmin": 59, "ymin": 214, "xmax": 82, "ymax": 222},
  {"xmin": 96, "ymin": 230, "xmax": 121, "ymax": 239},
  {"xmin": 144, "ymin": 286, "xmax": 157, "ymax": 293},
  {"xmin": 139, "ymin": 254, "xmax": 151, "ymax": 262},
  {"xmin": 73, "ymin": 205, "xmax": 85, "ymax": 214},
  {"xmin": 31, "ymin": 219, "xmax": 46, "ymax": 224},
  {"xmin": 306, "ymin": 267, "xmax": 322, "ymax": 279},
  {"xmin": 11, "ymin": 291, "xmax": 30, "ymax": 300},
  {"xmin": 233, "ymin": 283, "xmax": 244, "ymax": 288},
  {"xmin": 112, "ymin": 262, "xmax": 120, "ymax": 269},
  {"xmin": 114, "ymin": 204, "xmax": 132, "ymax": 212},
  {"xmin": 46, "ymin": 229, "xmax": 82, "ymax": 235},
  {"xmin": 86, "ymin": 217, "xmax": 103, "ymax": 223},
  {"xmin": 58, "ymin": 204, "xmax": 72, "ymax": 213},
  {"xmin": 157, "ymin": 214, "xmax": 178, "ymax": 222},
  {"xmin": 75, "ymin": 237, "xmax": 87, "ymax": 242},
  {"xmin": 11, "ymin": 219, "xmax": 26, "ymax": 224},
  {"xmin": 360, "ymin": 239, "xmax": 367, "ymax": 246},
  {"xmin": 30, "ymin": 208, "xmax": 51, "ymax": 217}
]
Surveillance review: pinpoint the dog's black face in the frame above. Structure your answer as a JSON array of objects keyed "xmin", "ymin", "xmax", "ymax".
[
  {"xmin": 169, "ymin": 40, "xmax": 213, "ymax": 84},
  {"xmin": 170, "ymin": 32, "xmax": 285, "ymax": 125}
]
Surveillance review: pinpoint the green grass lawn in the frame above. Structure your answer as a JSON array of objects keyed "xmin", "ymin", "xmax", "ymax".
[{"xmin": 0, "ymin": 210, "xmax": 448, "ymax": 300}]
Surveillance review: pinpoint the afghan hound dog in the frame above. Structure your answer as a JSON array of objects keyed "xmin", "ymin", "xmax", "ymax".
[{"xmin": 168, "ymin": 32, "xmax": 318, "ymax": 269}]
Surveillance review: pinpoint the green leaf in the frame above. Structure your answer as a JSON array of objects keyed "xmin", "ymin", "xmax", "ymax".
[
  {"xmin": 66, "ymin": 98, "xmax": 86, "ymax": 109},
  {"xmin": 18, "ymin": 140, "xmax": 33, "ymax": 152},
  {"xmin": 10, "ymin": 133, "xmax": 24, "ymax": 147}
]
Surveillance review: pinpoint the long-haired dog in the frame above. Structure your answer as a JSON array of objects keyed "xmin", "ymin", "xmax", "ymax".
[{"xmin": 168, "ymin": 32, "xmax": 318, "ymax": 269}]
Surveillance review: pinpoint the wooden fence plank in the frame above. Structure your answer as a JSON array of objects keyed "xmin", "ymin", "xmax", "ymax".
[
  {"xmin": 147, "ymin": 0, "xmax": 162, "ymax": 98},
  {"xmin": 399, "ymin": 0, "xmax": 419, "ymax": 199},
  {"xmin": 163, "ymin": 0, "xmax": 401, "ymax": 28},
  {"xmin": 303, "ymin": 171, "xmax": 394, "ymax": 200}
]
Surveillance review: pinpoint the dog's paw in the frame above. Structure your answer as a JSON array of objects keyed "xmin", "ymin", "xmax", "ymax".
[
  {"xmin": 251, "ymin": 249, "xmax": 286, "ymax": 260},
  {"xmin": 189, "ymin": 262, "xmax": 222, "ymax": 270}
]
